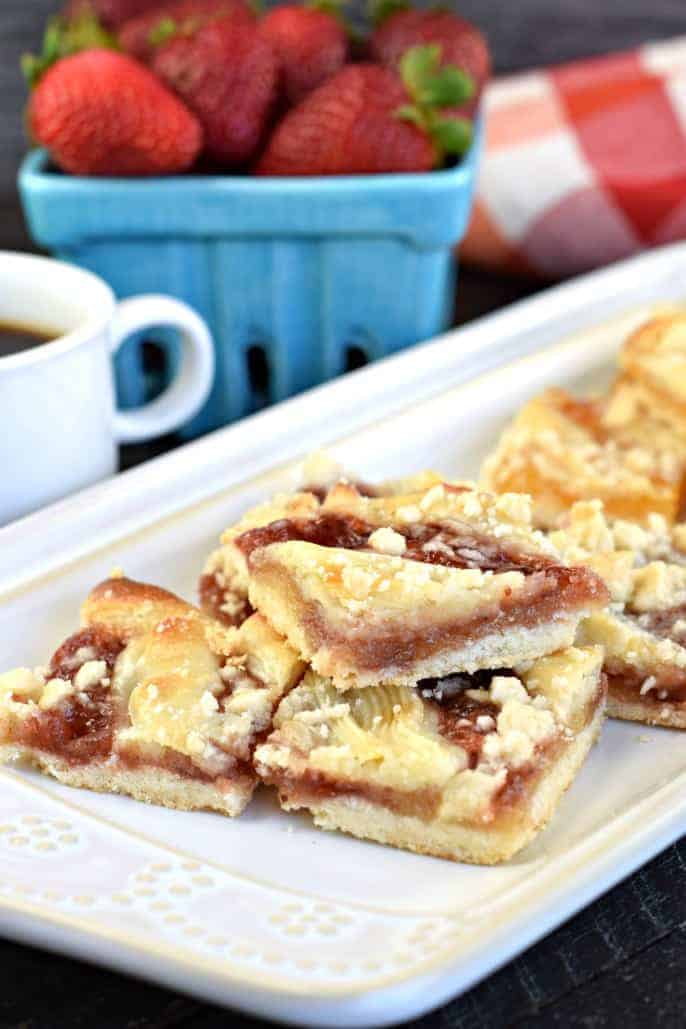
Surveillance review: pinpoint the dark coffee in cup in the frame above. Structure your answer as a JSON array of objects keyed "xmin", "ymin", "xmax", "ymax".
[{"xmin": 0, "ymin": 321, "xmax": 57, "ymax": 358}]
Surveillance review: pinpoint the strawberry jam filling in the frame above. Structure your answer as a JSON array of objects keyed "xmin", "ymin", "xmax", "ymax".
[
  {"xmin": 198, "ymin": 571, "xmax": 253, "ymax": 627},
  {"xmin": 628, "ymin": 604, "xmax": 686, "ymax": 645},
  {"xmin": 605, "ymin": 660, "xmax": 686, "ymax": 704},
  {"xmin": 610, "ymin": 607, "xmax": 686, "ymax": 703},
  {"xmin": 422, "ymin": 669, "xmax": 505, "ymax": 768},
  {"xmin": 12, "ymin": 627, "xmax": 125, "ymax": 763},
  {"xmin": 12, "ymin": 627, "xmax": 258, "ymax": 779},
  {"xmin": 263, "ymin": 668, "xmax": 583, "ymax": 822},
  {"xmin": 120, "ymin": 743, "xmax": 254, "ymax": 784},
  {"xmin": 294, "ymin": 564, "xmax": 605, "ymax": 674},
  {"xmin": 238, "ymin": 512, "xmax": 558, "ymax": 574},
  {"xmin": 49, "ymin": 626, "xmax": 125, "ymax": 681}
]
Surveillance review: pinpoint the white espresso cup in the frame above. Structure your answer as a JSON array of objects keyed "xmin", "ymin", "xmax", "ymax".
[{"xmin": 0, "ymin": 251, "xmax": 215, "ymax": 525}]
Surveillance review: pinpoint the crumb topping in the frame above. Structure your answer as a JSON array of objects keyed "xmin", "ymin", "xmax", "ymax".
[
  {"xmin": 256, "ymin": 648, "xmax": 602, "ymax": 823},
  {"xmin": 368, "ymin": 526, "xmax": 407, "ymax": 556},
  {"xmin": 481, "ymin": 388, "xmax": 684, "ymax": 528}
]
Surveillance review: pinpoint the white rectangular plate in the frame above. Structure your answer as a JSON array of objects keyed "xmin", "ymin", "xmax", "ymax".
[{"xmin": 3, "ymin": 243, "xmax": 686, "ymax": 1027}]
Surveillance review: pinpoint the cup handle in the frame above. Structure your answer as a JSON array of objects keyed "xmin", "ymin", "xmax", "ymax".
[{"xmin": 109, "ymin": 295, "xmax": 215, "ymax": 443}]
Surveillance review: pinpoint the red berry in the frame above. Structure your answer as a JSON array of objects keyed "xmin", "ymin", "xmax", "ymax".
[
  {"xmin": 119, "ymin": 0, "xmax": 255, "ymax": 62},
  {"xmin": 259, "ymin": 5, "xmax": 347, "ymax": 106},
  {"xmin": 256, "ymin": 63, "xmax": 436, "ymax": 176},
  {"xmin": 369, "ymin": 9, "xmax": 490, "ymax": 115},
  {"xmin": 29, "ymin": 49, "xmax": 203, "ymax": 176},
  {"xmin": 63, "ymin": 0, "xmax": 168, "ymax": 29},
  {"xmin": 151, "ymin": 20, "xmax": 277, "ymax": 166}
]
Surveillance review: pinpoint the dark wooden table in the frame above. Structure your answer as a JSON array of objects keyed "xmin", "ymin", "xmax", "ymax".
[{"xmin": 4, "ymin": 2, "xmax": 686, "ymax": 1027}]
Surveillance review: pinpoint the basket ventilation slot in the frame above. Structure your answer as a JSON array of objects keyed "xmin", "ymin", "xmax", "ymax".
[
  {"xmin": 246, "ymin": 343, "xmax": 270, "ymax": 407},
  {"xmin": 344, "ymin": 344, "xmax": 368, "ymax": 373}
]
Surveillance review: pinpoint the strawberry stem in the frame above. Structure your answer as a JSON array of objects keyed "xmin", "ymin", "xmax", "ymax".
[
  {"xmin": 429, "ymin": 114, "xmax": 473, "ymax": 159},
  {"xmin": 368, "ymin": 0, "xmax": 410, "ymax": 27},
  {"xmin": 396, "ymin": 44, "xmax": 475, "ymax": 166},
  {"xmin": 307, "ymin": 0, "xmax": 348, "ymax": 14},
  {"xmin": 148, "ymin": 16, "xmax": 178, "ymax": 46},
  {"xmin": 400, "ymin": 43, "xmax": 474, "ymax": 106},
  {"xmin": 148, "ymin": 1, "xmax": 254, "ymax": 46},
  {"xmin": 21, "ymin": 12, "xmax": 117, "ymax": 87}
]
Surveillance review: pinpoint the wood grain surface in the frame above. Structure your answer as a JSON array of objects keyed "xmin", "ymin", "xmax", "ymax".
[{"xmin": 2, "ymin": 3, "xmax": 686, "ymax": 1027}]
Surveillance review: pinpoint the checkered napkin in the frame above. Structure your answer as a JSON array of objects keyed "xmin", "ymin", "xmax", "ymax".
[{"xmin": 461, "ymin": 38, "xmax": 686, "ymax": 278}]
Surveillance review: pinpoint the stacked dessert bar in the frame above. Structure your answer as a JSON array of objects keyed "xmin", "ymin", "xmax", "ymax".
[
  {"xmin": 483, "ymin": 310, "xmax": 686, "ymax": 733},
  {"xmin": 0, "ymin": 477, "xmax": 607, "ymax": 864},
  {"xmin": 6, "ymin": 309, "xmax": 686, "ymax": 865},
  {"xmin": 482, "ymin": 310, "xmax": 686, "ymax": 529},
  {"xmin": 240, "ymin": 481, "xmax": 609, "ymax": 863}
]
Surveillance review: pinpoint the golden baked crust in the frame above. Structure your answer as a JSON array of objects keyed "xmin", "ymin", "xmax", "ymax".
[
  {"xmin": 0, "ymin": 576, "xmax": 304, "ymax": 814},
  {"xmin": 553, "ymin": 501, "xmax": 686, "ymax": 572},
  {"xmin": 618, "ymin": 311, "xmax": 686, "ymax": 419},
  {"xmin": 299, "ymin": 451, "xmax": 453, "ymax": 497},
  {"xmin": 549, "ymin": 500, "xmax": 641, "ymax": 604},
  {"xmin": 243, "ymin": 484, "xmax": 608, "ymax": 689},
  {"xmin": 600, "ymin": 312, "xmax": 686, "ymax": 473},
  {"xmin": 577, "ymin": 609, "xmax": 686, "ymax": 728},
  {"xmin": 551, "ymin": 500, "xmax": 686, "ymax": 727},
  {"xmin": 602, "ymin": 375, "xmax": 686, "ymax": 456},
  {"xmin": 481, "ymin": 388, "xmax": 684, "ymax": 528},
  {"xmin": 255, "ymin": 646, "xmax": 605, "ymax": 864},
  {"xmin": 200, "ymin": 490, "xmax": 322, "ymax": 626},
  {"xmin": 199, "ymin": 465, "xmax": 459, "ymax": 627},
  {"xmin": 376, "ymin": 470, "xmax": 452, "ymax": 495}
]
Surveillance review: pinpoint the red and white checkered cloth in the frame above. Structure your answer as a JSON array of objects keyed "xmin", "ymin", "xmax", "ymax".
[{"xmin": 461, "ymin": 38, "xmax": 686, "ymax": 279}]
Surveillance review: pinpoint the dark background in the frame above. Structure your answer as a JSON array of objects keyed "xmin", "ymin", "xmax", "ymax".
[{"xmin": 4, "ymin": 3, "xmax": 686, "ymax": 1027}]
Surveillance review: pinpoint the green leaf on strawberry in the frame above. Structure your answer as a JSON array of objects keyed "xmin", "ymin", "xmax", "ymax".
[
  {"xmin": 431, "ymin": 115, "xmax": 473, "ymax": 154},
  {"xmin": 396, "ymin": 44, "xmax": 474, "ymax": 165},
  {"xmin": 368, "ymin": 0, "xmax": 410, "ymax": 28},
  {"xmin": 147, "ymin": 16, "xmax": 179, "ymax": 46},
  {"xmin": 419, "ymin": 64, "xmax": 474, "ymax": 105},
  {"xmin": 394, "ymin": 103, "xmax": 424, "ymax": 128},
  {"xmin": 307, "ymin": 0, "xmax": 348, "ymax": 18},
  {"xmin": 22, "ymin": 12, "xmax": 117, "ymax": 88},
  {"xmin": 147, "ymin": 0, "xmax": 259, "ymax": 48},
  {"xmin": 400, "ymin": 43, "xmax": 474, "ymax": 107}
]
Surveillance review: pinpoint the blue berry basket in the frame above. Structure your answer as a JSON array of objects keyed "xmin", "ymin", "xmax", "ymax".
[{"xmin": 18, "ymin": 122, "xmax": 481, "ymax": 439}]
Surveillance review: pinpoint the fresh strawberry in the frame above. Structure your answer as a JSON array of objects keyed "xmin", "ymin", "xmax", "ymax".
[
  {"xmin": 119, "ymin": 0, "xmax": 255, "ymax": 62},
  {"xmin": 22, "ymin": 10, "xmax": 118, "ymax": 87},
  {"xmin": 259, "ymin": 1, "xmax": 348, "ymax": 106},
  {"xmin": 63, "ymin": 0, "xmax": 166, "ymax": 30},
  {"xmin": 29, "ymin": 49, "xmax": 203, "ymax": 176},
  {"xmin": 368, "ymin": 4, "xmax": 490, "ymax": 115},
  {"xmin": 151, "ymin": 20, "xmax": 277, "ymax": 166},
  {"xmin": 256, "ymin": 46, "xmax": 473, "ymax": 176}
]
